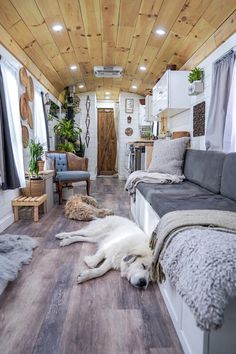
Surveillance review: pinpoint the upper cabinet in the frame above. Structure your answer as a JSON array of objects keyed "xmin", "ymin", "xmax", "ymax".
[{"xmin": 152, "ymin": 70, "xmax": 190, "ymax": 119}]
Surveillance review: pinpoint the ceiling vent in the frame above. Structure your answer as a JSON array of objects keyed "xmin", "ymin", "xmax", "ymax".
[{"xmin": 94, "ymin": 66, "xmax": 123, "ymax": 78}]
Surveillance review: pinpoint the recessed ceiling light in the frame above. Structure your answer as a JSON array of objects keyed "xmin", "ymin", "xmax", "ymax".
[
  {"xmin": 70, "ymin": 65, "xmax": 77, "ymax": 70},
  {"xmin": 139, "ymin": 66, "xmax": 146, "ymax": 71},
  {"xmin": 78, "ymin": 84, "xmax": 84, "ymax": 88},
  {"xmin": 105, "ymin": 96, "xmax": 110, "ymax": 99},
  {"xmin": 52, "ymin": 24, "xmax": 63, "ymax": 32},
  {"xmin": 156, "ymin": 28, "xmax": 166, "ymax": 36},
  {"xmin": 132, "ymin": 85, "xmax": 137, "ymax": 89},
  {"xmin": 105, "ymin": 91, "xmax": 110, "ymax": 95}
]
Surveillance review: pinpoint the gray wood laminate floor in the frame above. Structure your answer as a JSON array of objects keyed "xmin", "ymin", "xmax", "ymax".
[{"xmin": 0, "ymin": 178, "xmax": 183, "ymax": 354}]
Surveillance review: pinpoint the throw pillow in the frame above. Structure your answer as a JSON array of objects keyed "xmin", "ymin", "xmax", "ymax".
[
  {"xmin": 148, "ymin": 137, "xmax": 190, "ymax": 176},
  {"xmin": 45, "ymin": 157, "xmax": 55, "ymax": 171}
]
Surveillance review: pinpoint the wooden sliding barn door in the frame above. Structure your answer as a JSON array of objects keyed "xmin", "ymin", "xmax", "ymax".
[{"xmin": 97, "ymin": 108, "xmax": 117, "ymax": 175}]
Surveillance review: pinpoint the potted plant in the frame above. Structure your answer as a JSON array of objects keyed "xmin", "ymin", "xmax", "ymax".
[
  {"xmin": 21, "ymin": 140, "xmax": 45, "ymax": 197},
  {"xmin": 54, "ymin": 118, "xmax": 82, "ymax": 153},
  {"xmin": 28, "ymin": 140, "xmax": 44, "ymax": 176},
  {"xmin": 188, "ymin": 67, "xmax": 204, "ymax": 95}
]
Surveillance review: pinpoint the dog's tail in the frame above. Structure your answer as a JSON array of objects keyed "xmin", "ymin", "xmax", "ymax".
[{"xmin": 94, "ymin": 208, "xmax": 114, "ymax": 218}]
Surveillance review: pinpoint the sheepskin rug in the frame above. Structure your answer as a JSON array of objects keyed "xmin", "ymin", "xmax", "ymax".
[
  {"xmin": 0, "ymin": 234, "xmax": 38, "ymax": 295},
  {"xmin": 64, "ymin": 194, "xmax": 114, "ymax": 221}
]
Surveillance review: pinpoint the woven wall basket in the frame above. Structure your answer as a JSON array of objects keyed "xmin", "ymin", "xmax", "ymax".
[
  {"xmin": 28, "ymin": 106, "xmax": 33, "ymax": 129},
  {"xmin": 26, "ymin": 76, "xmax": 34, "ymax": 101},
  {"xmin": 19, "ymin": 67, "xmax": 29, "ymax": 87},
  {"xmin": 20, "ymin": 93, "xmax": 29, "ymax": 120}
]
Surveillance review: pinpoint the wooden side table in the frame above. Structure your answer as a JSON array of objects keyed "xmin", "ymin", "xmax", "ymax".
[{"xmin": 12, "ymin": 194, "xmax": 47, "ymax": 222}]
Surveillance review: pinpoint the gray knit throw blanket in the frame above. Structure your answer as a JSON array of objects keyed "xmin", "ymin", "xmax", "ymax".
[
  {"xmin": 125, "ymin": 171, "xmax": 184, "ymax": 198},
  {"xmin": 150, "ymin": 210, "xmax": 236, "ymax": 331},
  {"xmin": 0, "ymin": 234, "xmax": 38, "ymax": 295}
]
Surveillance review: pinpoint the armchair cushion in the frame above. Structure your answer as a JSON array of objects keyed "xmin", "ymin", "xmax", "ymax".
[{"xmin": 55, "ymin": 171, "xmax": 90, "ymax": 182}]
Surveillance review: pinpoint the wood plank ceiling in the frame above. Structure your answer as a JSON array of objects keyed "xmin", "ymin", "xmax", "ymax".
[{"xmin": 0, "ymin": 0, "xmax": 235, "ymax": 100}]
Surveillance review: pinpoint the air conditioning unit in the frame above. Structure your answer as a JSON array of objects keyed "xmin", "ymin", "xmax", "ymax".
[{"xmin": 94, "ymin": 66, "xmax": 123, "ymax": 78}]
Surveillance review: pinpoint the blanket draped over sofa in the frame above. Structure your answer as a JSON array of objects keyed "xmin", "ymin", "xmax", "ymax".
[
  {"xmin": 150, "ymin": 210, "xmax": 236, "ymax": 331},
  {"xmin": 125, "ymin": 171, "xmax": 184, "ymax": 198}
]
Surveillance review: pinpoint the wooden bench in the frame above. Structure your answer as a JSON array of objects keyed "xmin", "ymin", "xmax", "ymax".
[{"xmin": 12, "ymin": 194, "xmax": 47, "ymax": 222}]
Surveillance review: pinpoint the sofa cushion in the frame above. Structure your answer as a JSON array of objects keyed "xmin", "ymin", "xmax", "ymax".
[
  {"xmin": 137, "ymin": 181, "xmax": 236, "ymax": 217},
  {"xmin": 183, "ymin": 149, "xmax": 225, "ymax": 193},
  {"xmin": 47, "ymin": 153, "xmax": 67, "ymax": 172},
  {"xmin": 220, "ymin": 153, "xmax": 236, "ymax": 201},
  {"xmin": 55, "ymin": 171, "xmax": 90, "ymax": 182},
  {"xmin": 148, "ymin": 137, "xmax": 190, "ymax": 176}
]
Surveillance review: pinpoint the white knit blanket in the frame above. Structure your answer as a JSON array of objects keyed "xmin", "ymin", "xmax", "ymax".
[{"xmin": 125, "ymin": 170, "xmax": 184, "ymax": 197}]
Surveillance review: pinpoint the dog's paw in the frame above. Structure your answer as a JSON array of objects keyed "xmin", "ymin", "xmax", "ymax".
[
  {"xmin": 55, "ymin": 232, "xmax": 70, "ymax": 240},
  {"xmin": 84, "ymin": 255, "xmax": 96, "ymax": 268},
  {"xmin": 59, "ymin": 239, "xmax": 71, "ymax": 247},
  {"xmin": 77, "ymin": 271, "xmax": 90, "ymax": 284},
  {"xmin": 105, "ymin": 209, "xmax": 114, "ymax": 216}
]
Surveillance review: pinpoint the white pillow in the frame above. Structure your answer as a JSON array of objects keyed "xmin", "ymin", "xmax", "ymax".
[{"xmin": 148, "ymin": 137, "xmax": 190, "ymax": 176}]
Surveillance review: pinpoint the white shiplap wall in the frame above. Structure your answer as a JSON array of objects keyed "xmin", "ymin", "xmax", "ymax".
[
  {"xmin": 118, "ymin": 92, "xmax": 143, "ymax": 179},
  {"xmin": 168, "ymin": 32, "xmax": 236, "ymax": 150}
]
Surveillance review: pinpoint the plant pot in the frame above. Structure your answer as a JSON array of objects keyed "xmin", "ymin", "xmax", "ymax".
[
  {"xmin": 188, "ymin": 81, "xmax": 204, "ymax": 95},
  {"xmin": 38, "ymin": 160, "xmax": 45, "ymax": 172},
  {"xmin": 21, "ymin": 178, "xmax": 45, "ymax": 197}
]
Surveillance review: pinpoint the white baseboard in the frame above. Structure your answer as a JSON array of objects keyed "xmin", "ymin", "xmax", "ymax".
[{"xmin": 0, "ymin": 213, "xmax": 14, "ymax": 233}]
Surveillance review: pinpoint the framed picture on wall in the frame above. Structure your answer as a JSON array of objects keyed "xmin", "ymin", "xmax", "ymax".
[{"xmin": 125, "ymin": 98, "xmax": 134, "ymax": 113}]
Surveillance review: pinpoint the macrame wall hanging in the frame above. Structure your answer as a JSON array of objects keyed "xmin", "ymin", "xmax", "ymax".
[{"xmin": 85, "ymin": 95, "xmax": 91, "ymax": 147}]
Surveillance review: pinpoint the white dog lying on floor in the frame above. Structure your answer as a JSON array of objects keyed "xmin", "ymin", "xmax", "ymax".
[{"xmin": 55, "ymin": 216, "xmax": 153, "ymax": 289}]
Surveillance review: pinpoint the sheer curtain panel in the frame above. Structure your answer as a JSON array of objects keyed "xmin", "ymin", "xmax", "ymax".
[
  {"xmin": 223, "ymin": 58, "xmax": 236, "ymax": 152},
  {"xmin": 1, "ymin": 60, "xmax": 25, "ymax": 188},
  {"xmin": 0, "ymin": 65, "xmax": 20, "ymax": 189},
  {"xmin": 205, "ymin": 50, "xmax": 236, "ymax": 151},
  {"xmin": 34, "ymin": 88, "xmax": 48, "ymax": 150}
]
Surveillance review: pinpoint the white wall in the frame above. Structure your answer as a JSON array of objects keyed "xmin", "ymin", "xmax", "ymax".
[
  {"xmin": 118, "ymin": 92, "xmax": 143, "ymax": 179},
  {"xmin": 168, "ymin": 33, "xmax": 236, "ymax": 150},
  {"xmin": 76, "ymin": 92, "xmax": 97, "ymax": 179},
  {"xmin": 0, "ymin": 44, "xmax": 60, "ymax": 232}
]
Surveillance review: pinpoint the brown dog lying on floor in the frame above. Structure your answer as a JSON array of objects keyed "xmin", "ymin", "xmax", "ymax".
[{"xmin": 64, "ymin": 194, "xmax": 114, "ymax": 221}]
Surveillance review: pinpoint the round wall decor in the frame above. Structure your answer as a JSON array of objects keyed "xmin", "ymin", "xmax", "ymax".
[
  {"xmin": 22, "ymin": 125, "xmax": 29, "ymax": 148},
  {"xmin": 26, "ymin": 76, "xmax": 34, "ymax": 101},
  {"xmin": 125, "ymin": 127, "xmax": 133, "ymax": 136},
  {"xmin": 19, "ymin": 67, "xmax": 29, "ymax": 87},
  {"xmin": 28, "ymin": 106, "xmax": 33, "ymax": 129},
  {"xmin": 20, "ymin": 93, "xmax": 29, "ymax": 120}
]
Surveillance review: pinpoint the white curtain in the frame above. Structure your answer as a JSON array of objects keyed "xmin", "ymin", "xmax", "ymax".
[
  {"xmin": 223, "ymin": 59, "xmax": 236, "ymax": 152},
  {"xmin": 1, "ymin": 59, "xmax": 25, "ymax": 187},
  {"xmin": 34, "ymin": 88, "xmax": 48, "ymax": 150}
]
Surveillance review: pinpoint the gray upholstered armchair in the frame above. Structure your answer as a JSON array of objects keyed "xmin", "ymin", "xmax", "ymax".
[{"xmin": 46, "ymin": 151, "xmax": 90, "ymax": 204}]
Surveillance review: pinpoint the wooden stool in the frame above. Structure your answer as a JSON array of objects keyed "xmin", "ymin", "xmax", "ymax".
[{"xmin": 12, "ymin": 194, "xmax": 47, "ymax": 222}]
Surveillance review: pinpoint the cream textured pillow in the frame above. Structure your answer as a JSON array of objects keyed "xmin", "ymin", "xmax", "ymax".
[{"xmin": 148, "ymin": 137, "xmax": 190, "ymax": 176}]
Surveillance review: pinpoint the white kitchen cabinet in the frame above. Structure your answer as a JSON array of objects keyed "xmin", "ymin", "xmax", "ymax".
[{"xmin": 152, "ymin": 70, "xmax": 190, "ymax": 119}]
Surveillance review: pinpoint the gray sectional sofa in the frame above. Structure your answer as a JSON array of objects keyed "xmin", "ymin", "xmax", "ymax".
[{"xmin": 137, "ymin": 149, "xmax": 236, "ymax": 218}]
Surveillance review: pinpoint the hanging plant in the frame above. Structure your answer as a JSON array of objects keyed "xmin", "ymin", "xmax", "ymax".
[{"xmin": 188, "ymin": 67, "xmax": 204, "ymax": 83}]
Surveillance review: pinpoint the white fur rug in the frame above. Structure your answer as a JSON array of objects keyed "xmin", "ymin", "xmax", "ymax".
[{"xmin": 0, "ymin": 234, "xmax": 38, "ymax": 295}]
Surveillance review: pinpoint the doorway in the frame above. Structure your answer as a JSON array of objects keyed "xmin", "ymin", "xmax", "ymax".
[{"xmin": 97, "ymin": 108, "xmax": 117, "ymax": 175}]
